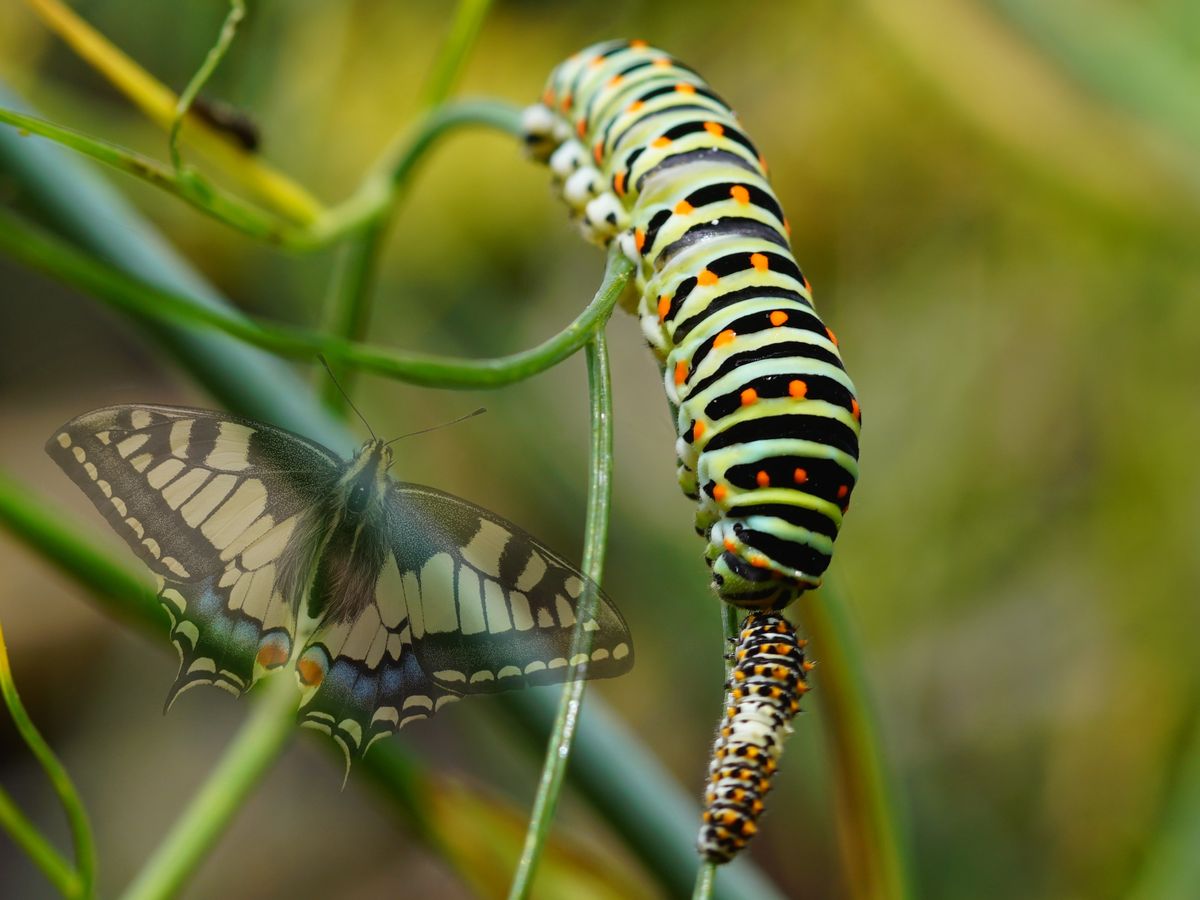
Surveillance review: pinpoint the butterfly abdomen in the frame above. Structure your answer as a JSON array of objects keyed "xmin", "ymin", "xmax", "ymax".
[{"xmin": 524, "ymin": 40, "xmax": 861, "ymax": 612}]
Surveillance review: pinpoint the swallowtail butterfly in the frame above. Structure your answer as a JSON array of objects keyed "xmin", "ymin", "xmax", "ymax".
[{"xmin": 47, "ymin": 405, "xmax": 633, "ymax": 765}]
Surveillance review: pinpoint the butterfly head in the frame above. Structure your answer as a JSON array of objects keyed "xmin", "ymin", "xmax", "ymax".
[{"xmin": 343, "ymin": 439, "xmax": 394, "ymax": 517}]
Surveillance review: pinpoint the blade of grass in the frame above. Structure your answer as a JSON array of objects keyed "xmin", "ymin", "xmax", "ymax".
[
  {"xmin": 796, "ymin": 578, "xmax": 914, "ymax": 900},
  {"xmin": 0, "ymin": 785, "xmax": 81, "ymax": 899},
  {"xmin": 508, "ymin": 324, "xmax": 614, "ymax": 898},
  {"xmin": 0, "ymin": 82, "xmax": 786, "ymax": 898},
  {"xmin": 0, "ymin": 210, "xmax": 632, "ymax": 388},
  {"xmin": 0, "ymin": 620, "xmax": 96, "ymax": 898},
  {"xmin": 21, "ymin": 0, "xmax": 324, "ymax": 223},
  {"xmin": 320, "ymin": 0, "xmax": 495, "ymax": 411}
]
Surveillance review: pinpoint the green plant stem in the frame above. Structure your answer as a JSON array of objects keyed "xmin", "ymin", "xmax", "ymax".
[
  {"xmin": 119, "ymin": 675, "xmax": 298, "ymax": 900},
  {"xmin": 0, "ymin": 621, "xmax": 97, "ymax": 898},
  {"xmin": 692, "ymin": 864, "xmax": 716, "ymax": 900},
  {"xmin": 692, "ymin": 603, "xmax": 743, "ymax": 899},
  {"xmin": 796, "ymin": 580, "xmax": 914, "ymax": 900},
  {"xmin": 0, "ymin": 107, "xmax": 298, "ymax": 242},
  {"xmin": 0, "ymin": 786, "xmax": 80, "ymax": 899},
  {"xmin": 0, "ymin": 99, "xmax": 522, "ymax": 250},
  {"xmin": 508, "ymin": 328, "xmax": 613, "ymax": 899},
  {"xmin": 168, "ymin": 0, "xmax": 245, "ymax": 172},
  {"xmin": 320, "ymin": 0, "xmax": 496, "ymax": 412},
  {"xmin": 0, "ymin": 210, "xmax": 633, "ymax": 389}
]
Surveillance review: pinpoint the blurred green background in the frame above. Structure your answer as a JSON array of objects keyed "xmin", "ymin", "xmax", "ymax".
[{"xmin": 2, "ymin": 1, "xmax": 1199, "ymax": 897}]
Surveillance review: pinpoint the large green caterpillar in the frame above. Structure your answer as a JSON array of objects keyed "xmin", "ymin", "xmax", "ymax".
[
  {"xmin": 523, "ymin": 40, "xmax": 861, "ymax": 613},
  {"xmin": 524, "ymin": 39, "xmax": 862, "ymax": 862}
]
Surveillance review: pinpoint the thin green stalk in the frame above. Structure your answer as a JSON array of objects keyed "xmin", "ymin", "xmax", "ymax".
[
  {"xmin": 0, "ymin": 100, "xmax": 522, "ymax": 250},
  {"xmin": 692, "ymin": 603, "xmax": 742, "ymax": 899},
  {"xmin": 796, "ymin": 580, "xmax": 914, "ymax": 900},
  {"xmin": 0, "ymin": 107, "xmax": 298, "ymax": 243},
  {"xmin": 0, "ymin": 621, "xmax": 96, "ymax": 898},
  {"xmin": 168, "ymin": 0, "xmax": 245, "ymax": 172},
  {"xmin": 0, "ymin": 786, "xmax": 80, "ymax": 898},
  {"xmin": 0, "ymin": 210, "xmax": 633, "ymax": 389},
  {"xmin": 320, "ymin": 0, "xmax": 495, "ymax": 413},
  {"xmin": 508, "ymin": 326, "xmax": 614, "ymax": 899},
  {"xmin": 119, "ymin": 675, "xmax": 298, "ymax": 900}
]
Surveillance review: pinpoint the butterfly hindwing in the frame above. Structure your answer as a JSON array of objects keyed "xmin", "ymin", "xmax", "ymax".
[
  {"xmin": 296, "ymin": 556, "xmax": 457, "ymax": 759},
  {"xmin": 391, "ymin": 483, "xmax": 633, "ymax": 693},
  {"xmin": 47, "ymin": 405, "xmax": 343, "ymax": 702}
]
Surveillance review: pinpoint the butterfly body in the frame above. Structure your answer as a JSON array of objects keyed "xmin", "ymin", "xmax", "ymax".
[{"xmin": 48, "ymin": 405, "xmax": 631, "ymax": 763}]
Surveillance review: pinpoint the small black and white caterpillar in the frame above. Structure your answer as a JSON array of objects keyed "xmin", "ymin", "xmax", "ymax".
[
  {"xmin": 699, "ymin": 611, "xmax": 810, "ymax": 862},
  {"xmin": 524, "ymin": 39, "xmax": 858, "ymax": 861}
]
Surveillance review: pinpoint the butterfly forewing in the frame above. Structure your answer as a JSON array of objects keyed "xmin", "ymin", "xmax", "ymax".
[{"xmin": 47, "ymin": 405, "xmax": 342, "ymax": 700}]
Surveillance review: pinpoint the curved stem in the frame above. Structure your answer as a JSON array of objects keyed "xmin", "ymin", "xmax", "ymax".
[
  {"xmin": 119, "ymin": 675, "xmax": 298, "ymax": 900},
  {"xmin": 796, "ymin": 579, "xmax": 914, "ymax": 900},
  {"xmin": 508, "ymin": 326, "xmax": 614, "ymax": 899},
  {"xmin": 0, "ymin": 100, "xmax": 523, "ymax": 251},
  {"xmin": 0, "ymin": 786, "xmax": 80, "ymax": 898},
  {"xmin": 0, "ymin": 621, "xmax": 96, "ymax": 898},
  {"xmin": 168, "ymin": 0, "xmax": 245, "ymax": 172},
  {"xmin": 0, "ymin": 211, "xmax": 633, "ymax": 389}
]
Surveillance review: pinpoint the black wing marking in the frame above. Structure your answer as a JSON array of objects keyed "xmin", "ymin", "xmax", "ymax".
[
  {"xmin": 47, "ymin": 405, "xmax": 343, "ymax": 705},
  {"xmin": 390, "ymin": 483, "xmax": 633, "ymax": 693}
]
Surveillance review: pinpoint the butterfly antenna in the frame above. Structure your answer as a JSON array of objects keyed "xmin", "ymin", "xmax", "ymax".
[
  {"xmin": 318, "ymin": 355, "xmax": 377, "ymax": 441},
  {"xmin": 386, "ymin": 407, "xmax": 487, "ymax": 446}
]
